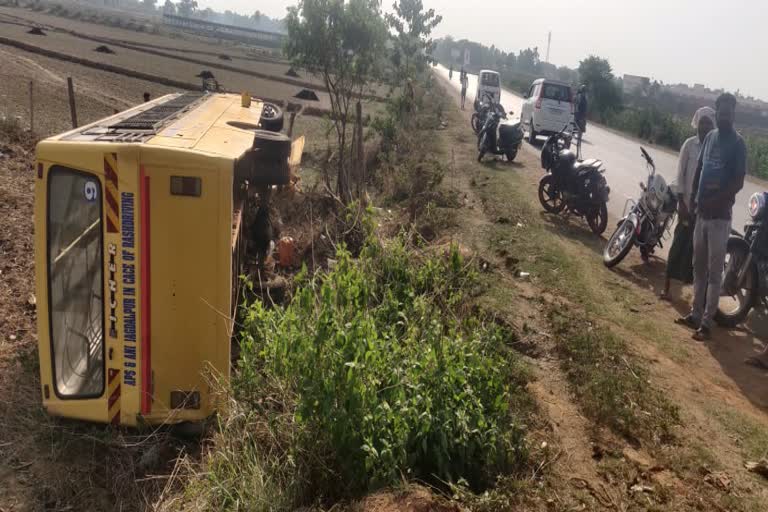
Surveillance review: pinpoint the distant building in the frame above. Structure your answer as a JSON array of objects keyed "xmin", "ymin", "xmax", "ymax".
[
  {"xmin": 162, "ymin": 14, "xmax": 285, "ymax": 48},
  {"xmin": 623, "ymin": 74, "xmax": 650, "ymax": 95}
]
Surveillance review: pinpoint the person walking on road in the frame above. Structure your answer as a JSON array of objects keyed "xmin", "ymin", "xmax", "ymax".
[
  {"xmin": 676, "ymin": 93, "xmax": 747, "ymax": 341},
  {"xmin": 460, "ymin": 71, "xmax": 468, "ymax": 110},
  {"xmin": 661, "ymin": 107, "xmax": 716, "ymax": 299}
]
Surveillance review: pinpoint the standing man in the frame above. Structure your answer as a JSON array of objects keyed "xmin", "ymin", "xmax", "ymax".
[
  {"xmin": 677, "ymin": 93, "xmax": 747, "ymax": 341},
  {"xmin": 460, "ymin": 71, "xmax": 468, "ymax": 110},
  {"xmin": 661, "ymin": 107, "xmax": 715, "ymax": 299},
  {"xmin": 574, "ymin": 85, "xmax": 589, "ymax": 137}
]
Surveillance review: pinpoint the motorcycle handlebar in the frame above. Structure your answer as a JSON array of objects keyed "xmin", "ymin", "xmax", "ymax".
[{"xmin": 640, "ymin": 147, "xmax": 655, "ymax": 168}]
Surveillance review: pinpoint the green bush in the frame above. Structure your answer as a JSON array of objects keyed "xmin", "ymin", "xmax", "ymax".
[
  {"xmin": 746, "ymin": 135, "xmax": 768, "ymax": 179},
  {"xmin": 233, "ymin": 238, "xmax": 530, "ymax": 503},
  {"xmin": 604, "ymin": 107, "xmax": 689, "ymax": 150}
]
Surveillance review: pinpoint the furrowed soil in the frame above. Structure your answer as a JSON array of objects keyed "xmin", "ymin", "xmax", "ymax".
[{"xmin": 0, "ymin": 4, "xmax": 338, "ymax": 137}]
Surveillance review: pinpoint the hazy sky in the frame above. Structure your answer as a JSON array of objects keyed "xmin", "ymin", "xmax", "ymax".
[{"xmin": 199, "ymin": 0, "xmax": 768, "ymax": 100}]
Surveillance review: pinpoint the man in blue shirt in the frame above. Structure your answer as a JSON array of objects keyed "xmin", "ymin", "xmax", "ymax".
[{"xmin": 677, "ymin": 93, "xmax": 747, "ymax": 341}]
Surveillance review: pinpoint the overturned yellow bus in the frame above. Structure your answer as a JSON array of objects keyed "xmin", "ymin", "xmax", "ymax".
[{"xmin": 34, "ymin": 92, "xmax": 302, "ymax": 426}]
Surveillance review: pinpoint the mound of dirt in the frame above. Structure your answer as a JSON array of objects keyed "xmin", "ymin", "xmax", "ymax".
[
  {"xmin": 27, "ymin": 27, "xmax": 45, "ymax": 36},
  {"xmin": 94, "ymin": 45, "xmax": 115, "ymax": 54},
  {"xmin": 218, "ymin": 54, "xmax": 231, "ymax": 61},
  {"xmin": 196, "ymin": 70, "xmax": 216, "ymax": 79},
  {"xmin": 295, "ymin": 89, "xmax": 319, "ymax": 101},
  {"xmin": 285, "ymin": 67, "xmax": 300, "ymax": 78}
]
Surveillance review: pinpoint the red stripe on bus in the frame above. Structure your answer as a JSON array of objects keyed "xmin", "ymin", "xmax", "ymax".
[
  {"xmin": 108, "ymin": 385, "xmax": 121, "ymax": 408},
  {"xmin": 106, "ymin": 216, "xmax": 118, "ymax": 234},
  {"xmin": 108, "ymin": 368, "xmax": 120, "ymax": 384},
  {"xmin": 104, "ymin": 161, "xmax": 118, "ymax": 187},
  {"xmin": 105, "ymin": 187, "xmax": 119, "ymax": 216},
  {"xmin": 111, "ymin": 413, "xmax": 120, "ymax": 426},
  {"xmin": 140, "ymin": 167, "xmax": 152, "ymax": 416}
]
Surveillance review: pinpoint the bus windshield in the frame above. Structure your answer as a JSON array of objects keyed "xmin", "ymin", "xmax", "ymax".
[
  {"xmin": 47, "ymin": 167, "xmax": 104, "ymax": 398},
  {"xmin": 481, "ymin": 73, "xmax": 500, "ymax": 87}
]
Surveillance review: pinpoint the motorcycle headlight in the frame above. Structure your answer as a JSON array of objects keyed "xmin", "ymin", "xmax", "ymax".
[
  {"xmin": 748, "ymin": 192, "xmax": 766, "ymax": 219},
  {"xmin": 647, "ymin": 192, "xmax": 661, "ymax": 211}
]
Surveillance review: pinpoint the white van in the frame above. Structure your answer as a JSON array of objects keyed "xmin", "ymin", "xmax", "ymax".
[
  {"xmin": 474, "ymin": 70, "xmax": 501, "ymax": 111},
  {"xmin": 520, "ymin": 79, "xmax": 574, "ymax": 143}
]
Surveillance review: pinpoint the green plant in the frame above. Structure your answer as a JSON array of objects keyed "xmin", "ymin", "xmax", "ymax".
[
  {"xmin": 233, "ymin": 237, "xmax": 531, "ymax": 503},
  {"xmin": 745, "ymin": 134, "xmax": 768, "ymax": 179}
]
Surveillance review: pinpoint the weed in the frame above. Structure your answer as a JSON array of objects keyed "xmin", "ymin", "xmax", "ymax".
[
  {"xmin": 0, "ymin": 116, "xmax": 28, "ymax": 142},
  {"xmin": 221, "ymin": 237, "xmax": 533, "ymax": 506}
]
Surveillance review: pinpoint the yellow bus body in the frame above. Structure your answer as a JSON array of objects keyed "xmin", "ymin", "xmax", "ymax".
[{"xmin": 34, "ymin": 93, "xmax": 293, "ymax": 426}]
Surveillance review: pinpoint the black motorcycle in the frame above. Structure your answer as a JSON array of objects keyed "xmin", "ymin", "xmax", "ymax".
[
  {"xmin": 472, "ymin": 91, "xmax": 506, "ymax": 134},
  {"xmin": 537, "ymin": 125, "xmax": 610, "ymax": 235},
  {"xmin": 477, "ymin": 109, "xmax": 524, "ymax": 162},
  {"xmin": 716, "ymin": 192, "xmax": 768, "ymax": 326}
]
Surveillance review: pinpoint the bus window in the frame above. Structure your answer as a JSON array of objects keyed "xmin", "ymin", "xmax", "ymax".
[{"xmin": 47, "ymin": 166, "xmax": 105, "ymax": 398}]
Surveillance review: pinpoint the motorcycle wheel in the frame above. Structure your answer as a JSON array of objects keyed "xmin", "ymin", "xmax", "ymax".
[
  {"xmin": 603, "ymin": 218, "xmax": 636, "ymax": 268},
  {"xmin": 471, "ymin": 113, "xmax": 482, "ymax": 134},
  {"xmin": 538, "ymin": 175, "xmax": 565, "ymax": 213},
  {"xmin": 715, "ymin": 239, "xmax": 756, "ymax": 327},
  {"xmin": 587, "ymin": 203, "xmax": 608, "ymax": 235},
  {"xmin": 506, "ymin": 149, "xmax": 518, "ymax": 162}
]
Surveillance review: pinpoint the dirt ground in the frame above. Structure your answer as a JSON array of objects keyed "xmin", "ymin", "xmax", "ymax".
[
  {"xmin": 0, "ymin": 6, "xmax": 334, "ymax": 133},
  {"xmin": 0, "ymin": 5, "xmax": 270, "ymax": 58},
  {"xmin": 1, "ymin": 4, "xmax": 767, "ymax": 510},
  {"xmin": 432, "ymin": 71, "xmax": 768, "ymax": 510},
  {"xmin": 0, "ymin": 44, "xmax": 179, "ymax": 135}
]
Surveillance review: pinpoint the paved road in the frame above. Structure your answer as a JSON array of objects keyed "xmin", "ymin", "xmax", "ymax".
[{"xmin": 436, "ymin": 65, "xmax": 763, "ymax": 239}]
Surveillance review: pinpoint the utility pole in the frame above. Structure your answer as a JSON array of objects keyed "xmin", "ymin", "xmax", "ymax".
[{"xmin": 545, "ymin": 31, "xmax": 552, "ymax": 63}]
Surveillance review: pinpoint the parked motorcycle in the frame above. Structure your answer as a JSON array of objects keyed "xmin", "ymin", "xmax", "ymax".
[
  {"xmin": 538, "ymin": 125, "xmax": 610, "ymax": 235},
  {"xmin": 477, "ymin": 109, "xmax": 524, "ymax": 162},
  {"xmin": 603, "ymin": 147, "xmax": 677, "ymax": 267},
  {"xmin": 471, "ymin": 91, "xmax": 506, "ymax": 134},
  {"xmin": 715, "ymin": 192, "xmax": 768, "ymax": 326}
]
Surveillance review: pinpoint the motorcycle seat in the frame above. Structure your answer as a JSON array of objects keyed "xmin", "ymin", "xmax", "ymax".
[{"xmin": 574, "ymin": 158, "xmax": 602, "ymax": 170}]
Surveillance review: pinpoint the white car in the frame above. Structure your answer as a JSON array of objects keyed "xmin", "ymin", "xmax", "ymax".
[
  {"xmin": 520, "ymin": 78, "xmax": 574, "ymax": 143},
  {"xmin": 473, "ymin": 70, "xmax": 501, "ymax": 111}
]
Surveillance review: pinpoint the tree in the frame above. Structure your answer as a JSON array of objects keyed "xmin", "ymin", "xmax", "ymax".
[
  {"xmin": 200, "ymin": 7, "xmax": 214, "ymax": 19},
  {"xmin": 557, "ymin": 66, "xmax": 577, "ymax": 84},
  {"xmin": 176, "ymin": 0, "xmax": 197, "ymax": 17},
  {"xmin": 386, "ymin": 0, "xmax": 442, "ymax": 83},
  {"xmin": 162, "ymin": 0, "xmax": 175, "ymax": 14},
  {"xmin": 285, "ymin": 0, "xmax": 387, "ymax": 202},
  {"xmin": 142, "ymin": 0, "xmax": 157, "ymax": 11},
  {"xmin": 252, "ymin": 10, "xmax": 262, "ymax": 22},
  {"xmin": 517, "ymin": 47, "xmax": 540, "ymax": 73},
  {"xmin": 578, "ymin": 55, "xmax": 622, "ymax": 119}
]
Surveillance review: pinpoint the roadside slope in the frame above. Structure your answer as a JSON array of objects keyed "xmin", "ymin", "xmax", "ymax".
[{"xmin": 434, "ymin": 72, "xmax": 768, "ymax": 510}]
